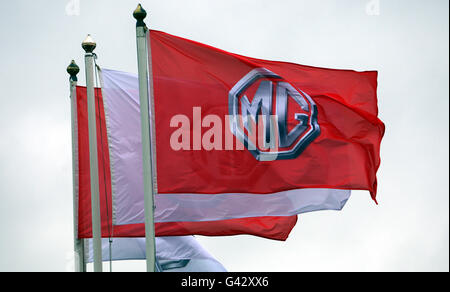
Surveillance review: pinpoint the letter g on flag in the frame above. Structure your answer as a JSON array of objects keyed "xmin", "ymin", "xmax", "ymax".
[{"xmin": 229, "ymin": 68, "xmax": 320, "ymax": 161}]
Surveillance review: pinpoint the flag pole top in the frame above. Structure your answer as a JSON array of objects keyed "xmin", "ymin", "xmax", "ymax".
[
  {"xmin": 67, "ymin": 60, "xmax": 80, "ymax": 81},
  {"xmin": 133, "ymin": 4, "xmax": 147, "ymax": 27},
  {"xmin": 82, "ymin": 34, "xmax": 96, "ymax": 53}
]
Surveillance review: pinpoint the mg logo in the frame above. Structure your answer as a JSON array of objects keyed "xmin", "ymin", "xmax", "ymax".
[{"xmin": 229, "ymin": 68, "xmax": 320, "ymax": 161}]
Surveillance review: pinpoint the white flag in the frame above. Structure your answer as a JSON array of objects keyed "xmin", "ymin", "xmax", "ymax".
[{"xmin": 85, "ymin": 236, "xmax": 226, "ymax": 272}]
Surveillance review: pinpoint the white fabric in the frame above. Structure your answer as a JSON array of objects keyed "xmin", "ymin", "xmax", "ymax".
[
  {"xmin": 100, "ymin": 68, "xmax": 351, "ymax": 225},
  {"xmin": 85, "ymin": 236, "xmax": 227, "ymax": 272},
  {"xmin": 151, "ymin": 189, "xmax": 349, "ymax": 223}
]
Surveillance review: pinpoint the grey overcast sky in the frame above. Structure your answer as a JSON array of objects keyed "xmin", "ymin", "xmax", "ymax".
[{"xmin": 0, "ymin": 0, "xmax": 448, "ymax": 272}]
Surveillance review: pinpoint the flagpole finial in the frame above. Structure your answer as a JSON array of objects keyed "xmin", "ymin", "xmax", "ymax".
[
  {"xmin": 133, "ymin": 4, "xmax": 147, "ymax": 27},
  {"xmin": 82, "ymin": 34, "xmax": 96, "ymax": 53},
  {"xmin": 67, "ymin": 60, "xmax": 80, "ymax": 81}
]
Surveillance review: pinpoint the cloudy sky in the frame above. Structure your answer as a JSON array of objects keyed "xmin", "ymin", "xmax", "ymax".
[{"xmin": 0, "ymin": 0, "xmax": 448, "ymax": 272}]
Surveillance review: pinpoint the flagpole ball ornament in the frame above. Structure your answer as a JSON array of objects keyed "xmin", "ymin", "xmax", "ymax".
[
  {"xmin": 66, "ymin": 60, "xmax": 80, "ymax": 81},
  {"xmin": 133, "ymin": 4, "xmax": 147, "ymax": 27},
  {"xmin": 82, "ymin": 34, "xmax": 96, "ymax": 53}
]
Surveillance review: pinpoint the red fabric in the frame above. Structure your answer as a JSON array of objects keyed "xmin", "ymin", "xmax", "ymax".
[
  {"xmin": 75, "ymin": 86, "xmax": 297, "ymax": 241},
  {"xmin": 150, "ymin": 30, "xmax": 385, "ymax": 201},
  {"xmin": 114, "ymin": 217, "xmax": 297, "ymax": 241}
]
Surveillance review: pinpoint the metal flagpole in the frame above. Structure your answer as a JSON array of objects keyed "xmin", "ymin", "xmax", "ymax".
[
  {"xmin": 82, "ymin": 35, "xmax": 103, "ymax": 272},
  {"xmin": 133, "ymin": 4, "xmax": 157, "ymax": 272},
  {"xmin": 67, "ymin": 60, "xmax": 86, "ymax": 272}
]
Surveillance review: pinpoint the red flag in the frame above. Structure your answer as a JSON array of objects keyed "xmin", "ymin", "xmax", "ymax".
[
  {"xmin": 149, "ymin": 30, "xmax": 384, "ymax": 202},
  {"xmin": 74, "ymin": 86, "xmax": 297, "ymax": 241}
]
